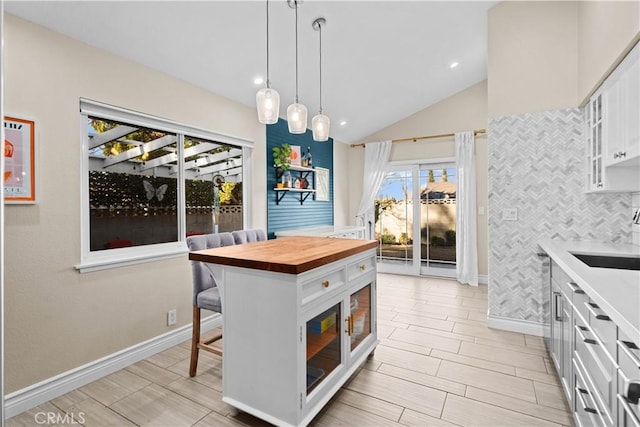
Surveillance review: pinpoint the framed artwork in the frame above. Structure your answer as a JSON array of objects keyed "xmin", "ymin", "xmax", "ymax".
[
  {"xmin": 315, "ymin": 167, "xmax": 330, "ymax": 201},
  {"xmin": 289, "ymin": 145, "xmax": 301, "ymax": 166},
  {"xmin": 3, "ymin": 116, "xmax": 37, "ymax": 203}
]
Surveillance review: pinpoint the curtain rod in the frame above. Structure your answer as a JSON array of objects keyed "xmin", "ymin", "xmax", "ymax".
[{"xmin": 349, "ymin": 128, "xmax": 487, "ymax": 148}]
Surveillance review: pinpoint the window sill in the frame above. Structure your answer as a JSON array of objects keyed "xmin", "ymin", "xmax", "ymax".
[{"xmin": 75, "ymin": 244, "xmax": 188, "ymax": 273}]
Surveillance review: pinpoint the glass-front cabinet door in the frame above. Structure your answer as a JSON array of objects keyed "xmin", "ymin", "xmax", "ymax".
[
  {"xmin": 306, "ymin": 302, "xmax": 342, "ymax": 395},
  {"xmin": 348, "ymin": 283, "xmax": 372, "ymax": 354}
]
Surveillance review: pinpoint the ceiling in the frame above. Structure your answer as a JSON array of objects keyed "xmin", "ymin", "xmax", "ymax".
[{"xmin": 4, "ymin": 1, "xmax": 496, "ymax": 144}]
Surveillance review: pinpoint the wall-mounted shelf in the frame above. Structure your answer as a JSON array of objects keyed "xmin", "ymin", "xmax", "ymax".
[
  {"xmin": 274, "ymin": 165, "xmax": 316, "ymax": 205},
  {"xmin": 274, "ymin": 188, "xmax": 316, "ymax": 205}
]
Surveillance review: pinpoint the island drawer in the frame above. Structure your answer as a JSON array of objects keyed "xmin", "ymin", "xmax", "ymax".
[
  {"xmin": 574, "ymin": 357, "xmax": 607, "ymax": 427},
  {"xmin": 301, "ymin": 269, "xmax": 346, "ymax": 307},
  {"xmin": 347, "ymin": 255, "xmax": 376, "ymax": 282}
]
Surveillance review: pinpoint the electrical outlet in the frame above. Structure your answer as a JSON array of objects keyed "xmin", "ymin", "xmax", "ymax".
[{"xmin": 167, "ymin": 309, "xmax": 177, "ymax": 326}]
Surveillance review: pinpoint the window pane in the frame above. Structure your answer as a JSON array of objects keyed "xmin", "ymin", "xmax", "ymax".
[
  {"xmin": 374, "ymin": 169, "xmax": 413, "ymax": 265},
  {"xmin": 185, "ymin": 136, "xmax": 243, "ymax": 234},
  {"xmin": 88, "ymin": 117, "xmax": 178, "ymax": 251}
]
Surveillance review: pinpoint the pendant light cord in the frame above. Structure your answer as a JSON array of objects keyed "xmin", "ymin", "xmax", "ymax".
[
  {"xmin": 294, "ymin": 0, "xmax": 299, "ymax": 104},
  {"xmin": 266, "ymin": 0, "xmax": 270, "ymax": 88},
  {"xmin": 319, "ymin": 22, "xmax": 322, "ymax": 114}
]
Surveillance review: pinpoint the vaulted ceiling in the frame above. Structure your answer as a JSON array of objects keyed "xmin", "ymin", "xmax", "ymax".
[{"xmin": 4, "ymin": 1, "xmax": 496, "ymax": 143}]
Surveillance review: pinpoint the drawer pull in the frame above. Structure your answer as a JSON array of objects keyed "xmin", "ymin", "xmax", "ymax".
[
  {"xmin": 576, "ymin": 387, "xmax": 598, "ymax": 414},
  {"xmin": 618, "ymin": 340, "xmax": 640, "ymax": 368},
  {"xmin": 585, "ymin": 302, "xmax": 611, "ymax": 321},
  {"xmin": 628, "ymin": 379, "xmax": 640, "ymax": 405},
  {"xmin": 359, "ymin": 264, "xmax": 366, "ymax": 271},
  {"xmin": 618, "ymin": 395, "xmax": 640, "ymax": 427},
  {"xmin": 575, "ymin": 325, "xmax": 598, "ymax": 345},
  {"xmin": 322, "ymin": 280, "xmax": 330, "ymax": 288},
  {"xmin": 567, "ymin": 281, "xmax": 585, "ymax": 294},
  {"xmin": 553, "ymin": 292, "xmax": 562, "ymax": 321}
]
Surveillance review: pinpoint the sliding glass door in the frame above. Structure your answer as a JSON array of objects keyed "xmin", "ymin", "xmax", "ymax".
[{"xmin": 374, "ymin": 161, "xmax": 457, "ymax": 278}]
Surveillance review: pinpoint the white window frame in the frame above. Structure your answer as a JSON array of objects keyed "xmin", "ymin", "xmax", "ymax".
[{"xmin": 76, "ymin": 99, "xmax": 253, "ymax": 273}]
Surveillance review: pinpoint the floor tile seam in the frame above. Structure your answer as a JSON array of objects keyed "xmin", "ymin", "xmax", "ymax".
[
  {"xmin": 378, "ymin": 339, "xmax": 433, "ymax": 355},
  {"xmin": 458, "ymin": 344, "xmax": 549, "ymax": 366},
  {"xmin": 461, "ymin": 340, "xmax": 547, "ymax": 363},
  {"xmin": 333, "ymin": 394, "xmax": 404, "ymax": 423},
  {"xmin": 189, "ymin": 410, "xmax": 215, "ymax": 427},
  {"xmin": 163, "ymin": 376, "xmax": 223, "ymax": 410},
  {"xmin": 461, "ymin": 389, "xmax": 572, "ymax": 426},
  {"xmin": 376, "ymin": 361, "xmax": 468, "ymax": 397},
  {"xmin": 436, "ymin": 375, "xmax": 539, "ymax": 406},
  {"xmin": 403, "ymin": 324, "xmax": 475, "ymax": 341},
  {"xmin": 428, "ymin": 350, "xmax": 517, "ymax": 376},
  {"xmin": 438, "ymin": 353, "xmax": 558, "ymax": 386},
  {"xmin": 469, "ymin": 339, "xmax": 550, "ymax": 358}
]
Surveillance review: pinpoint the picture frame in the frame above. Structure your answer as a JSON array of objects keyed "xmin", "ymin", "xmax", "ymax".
[
  {"xmin": 3, "ymin": 115, "xmax": 37, "ymax": 203},
  {"xmin": 289, "ymin": 145, "xmax": 301, "ymax": 166},
  {"xmin": 315, "ymin": 167, "xmax": 330, "ymax": 201}
]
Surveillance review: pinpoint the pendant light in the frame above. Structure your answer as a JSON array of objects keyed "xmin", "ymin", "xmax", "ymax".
[
  {"xmin": 311, "ymin": 17, "xmax": 330, "ymax": 142},
  {"xmin": 256, "ymin": 0, "xmax": 280, "ymax": 124},
  {"xmin": 286, "ymin": 0, "xmax": 308, "ymax": 134}
]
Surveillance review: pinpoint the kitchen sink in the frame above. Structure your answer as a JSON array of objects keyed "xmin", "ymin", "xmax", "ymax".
[{"xmin": 572, "ymin": 253, "xmax": 640, "ymax": 271}]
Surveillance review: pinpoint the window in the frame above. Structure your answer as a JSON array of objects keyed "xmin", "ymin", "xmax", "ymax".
[{"xmin": 78, "ymin": 99, "xmax": 253, "ymax": 272}]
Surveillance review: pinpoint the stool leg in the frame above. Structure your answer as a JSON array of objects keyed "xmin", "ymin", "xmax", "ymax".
[{"xmin": 189, "ymin": 306, "xmax": 201, "ymax": 377}]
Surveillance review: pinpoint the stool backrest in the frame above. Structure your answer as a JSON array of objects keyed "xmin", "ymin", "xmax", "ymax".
[
  {"xmin": 186, "ymin": 232, "xmax": 235, "ymax": 305},
  {"xmin": 231, "ymin": 229, "xmax": 267, "ymax": 244}
]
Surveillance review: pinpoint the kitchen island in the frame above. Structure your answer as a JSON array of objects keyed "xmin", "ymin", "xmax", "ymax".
[{"xmin": 190, "ymin": 236, "xmax": 379, "ymax": 427}]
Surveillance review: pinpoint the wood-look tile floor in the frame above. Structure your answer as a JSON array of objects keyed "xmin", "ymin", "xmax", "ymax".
[{"xmin": 8, "ymin": 274, "xmax": 574, "ymax": 427}]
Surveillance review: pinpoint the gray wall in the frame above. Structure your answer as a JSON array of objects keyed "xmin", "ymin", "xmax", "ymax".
[{"xmin": 487, "ymin": 108, "xmax": 631, "ymax": 324}]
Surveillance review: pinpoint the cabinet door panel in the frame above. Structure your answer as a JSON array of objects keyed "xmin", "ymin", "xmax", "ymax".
[
  {"xmin": 349, "ymin": 283, "xmax": 372, "ymax": 353},
  {"xmin": 306, "ymin": 302, "xmax": 342, "ymax": 395}
]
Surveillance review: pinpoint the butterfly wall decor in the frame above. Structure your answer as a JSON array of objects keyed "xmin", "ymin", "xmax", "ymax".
[{"xmin": 143, "ymin": 180, "xmax": 169, "ymax": 201}]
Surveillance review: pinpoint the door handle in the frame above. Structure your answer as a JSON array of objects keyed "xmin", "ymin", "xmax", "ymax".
[{"xmin": 553, "ymin": 292, "xmax": 562, "ymax": 321}]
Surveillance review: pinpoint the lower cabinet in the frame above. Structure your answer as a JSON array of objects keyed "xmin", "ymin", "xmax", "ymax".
[{"xmin": 548, "ymin": 258, "xmax": 640, "ymax": 427}]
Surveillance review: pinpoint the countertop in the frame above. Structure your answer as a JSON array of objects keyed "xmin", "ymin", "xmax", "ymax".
[
  {"xmin": 189, "ymin": 236, "xmax": 378, "ymax": 274},
  {"xmin": 538, "ymin": 238, "xmax": 640, "ymax": 340},
  {"xmin": 274, "ymin": 225, "xmax": 365, "ymax": 238}
]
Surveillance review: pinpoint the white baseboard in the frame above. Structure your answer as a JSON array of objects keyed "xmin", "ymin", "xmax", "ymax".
[
  {"xmin": 478, "ymin": 275, "xmax": 488, "ymax": 285},
  {"xmin": 487, "ymin": 315, "xmax": 547, "ymax": 337},
  {"xmin": 4, "ymin": 314, "xmax": 222, "ymax": 419}
]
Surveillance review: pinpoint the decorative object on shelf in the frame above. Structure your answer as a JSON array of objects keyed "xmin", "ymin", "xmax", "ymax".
[
  {"xmin": 311, "ymin": 17, "xmax": 330, "ymax": 142},
  {"xmin": 286, "ymin": 0, "xmax": 308, "ymax": 134},
  {"xmin": 282, "ymin": 170, "xmax": 293, "ymax": 188},
  {"xmin": 290, "ymin": 145, "xmax": 301, "ymax": 166},
  {"xmin": 256, "ymin": 0, "xmax": 280, "ymax": 124},
  {"xmin": 3, "ymin": 115, "xmax": 37, "ymax": 203},
  {"xmin": 273, "ymin": 143, "xmax": 292, "ymax": 177},
  {"xmin": 306, "ymin": 146, "xmax": 313, "ymax": 166}
]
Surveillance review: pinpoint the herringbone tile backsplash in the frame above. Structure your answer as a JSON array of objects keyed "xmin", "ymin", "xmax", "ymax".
[{"xmin": 487, "ymin": 108, "xmax": 631, "ymax": 324}]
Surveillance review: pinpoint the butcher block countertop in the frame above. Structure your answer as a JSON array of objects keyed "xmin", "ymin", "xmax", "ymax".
[{"xmin": 189, "ymin": 236, "xmax": 378, "ymax": 274}]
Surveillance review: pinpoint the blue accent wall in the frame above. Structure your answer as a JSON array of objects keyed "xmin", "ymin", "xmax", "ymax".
[{"xmin": 267, "ymin": 119, "xmax": 334, "ymax": 239}]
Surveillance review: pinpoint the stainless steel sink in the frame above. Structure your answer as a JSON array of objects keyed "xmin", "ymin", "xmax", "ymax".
[{"xmin": 572, "ymin": 253, "xmax": 640, "ymax": 271}]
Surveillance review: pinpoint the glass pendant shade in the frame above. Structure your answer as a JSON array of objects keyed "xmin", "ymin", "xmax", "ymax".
[
  {"xmin": 256, "ymin": 87, "xmax": 280, "ymax": 124},
  {"xmin": 287, "ymin": 102, "xmax": 308, "ymax": 134},
  {"xmin": 312, "ymin": 113, "xmax": 330, "ymax": 141}
]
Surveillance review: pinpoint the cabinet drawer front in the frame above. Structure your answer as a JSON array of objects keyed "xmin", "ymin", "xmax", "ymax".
[
  {"xmin": 574, "ymin": 292, "xmax": 590, "ymax": 322},
  {"xmin": 551, "ymin": 260, "xmax": 567, "ymax": 287},
  {"xmin": 301, "ymin": 270, "xmax": 346, "ymax": 306},
  {"xmin": 574, "ymin": 358, "xmax": 607, "ymax": 427},
  {"xmin": 619, "ymin": 369, "xmax": 640, "ymax": 426},
  {"xmin": 347, "ymin": 256, "xmax": 376, "ymax": 282},
  {"xmin": 586, "ymin": 301, "xmax": 617, "ymax": 357},
  {"xmin": 575, "ymin": 322, "xmax": 617, "ymax": 425},
  {"xmin": 618, "ymin": 330, "xmax": 640, "ymax": 380}
]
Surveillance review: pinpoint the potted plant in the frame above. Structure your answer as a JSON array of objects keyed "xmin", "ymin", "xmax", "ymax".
[{"xmin": 272, "ymin": 143, "xmax": 292, "ymax": 178}]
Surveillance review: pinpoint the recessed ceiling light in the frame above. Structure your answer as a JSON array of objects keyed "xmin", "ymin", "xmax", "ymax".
[
  {"xmin": 254, "ymin": 77, "xmax": 264, "ymax": 85},
  {"xmin": 449, "ymin": 62, "xmax": 459, "ymax": 69},
  {"xmin": 339, "ymin": 120, "xmax": 347, "ymax": 126}
]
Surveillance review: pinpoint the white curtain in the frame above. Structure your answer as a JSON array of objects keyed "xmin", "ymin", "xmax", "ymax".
[
  {"xmin": 455, "ymin": 132, "xmax": 478, "ymax": 286},
  {"xmin": 356, "ymin": 141, "xmax": 392, "ymax": 240}
]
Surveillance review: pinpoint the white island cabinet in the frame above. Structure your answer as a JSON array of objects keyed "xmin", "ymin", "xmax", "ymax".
[{"xmin": 189, "ymin": 236, "xmax": 379, "ymax": 427}]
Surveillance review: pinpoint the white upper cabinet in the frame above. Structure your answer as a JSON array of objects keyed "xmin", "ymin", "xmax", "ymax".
[
  {"xmin": 605, "ymin": 43, "xmax": 640, "ymax": 167},
  {"xmin": 585, "ymin": 42, "xmax": 640, "ymax": 193}
]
